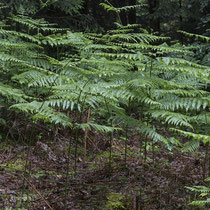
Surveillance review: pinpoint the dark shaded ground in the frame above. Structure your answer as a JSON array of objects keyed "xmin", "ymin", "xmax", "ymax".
[{"xmin": 0, "ymin": 133, "xmax": 208, "ymax": 210}]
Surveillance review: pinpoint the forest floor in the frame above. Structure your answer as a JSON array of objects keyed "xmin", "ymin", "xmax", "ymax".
[{"xmin": 0, "ymin": 132, "xmax": 208, "ymax": 210}]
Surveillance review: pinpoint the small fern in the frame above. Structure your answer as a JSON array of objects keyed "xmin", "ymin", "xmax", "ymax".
[{"xmin": 185, "ymin": 177, "xmax": 210, "ymax": 207}]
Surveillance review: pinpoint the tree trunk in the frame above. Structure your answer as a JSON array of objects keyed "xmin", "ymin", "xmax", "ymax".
[
  {"xmin": 179, "ymin": 0, "xmax": 183, "ymax": 43},
  {"xmin": 114, "ymin": 0, "xmax": 128, "ymax": 25},
  {"xmin": 120, "ymin": 0, "xmax": 128, "ymax": 25},
  {"xmin": 81, "ymin": 0, "xmax": 89, "ymax": 15},
  {"xmin": 148, "ymin": 0, "xmax": 160, "ymax": 32},
  {"xmin": 128, "ymin": 0, "xmax": 136, "ymax": 24}
]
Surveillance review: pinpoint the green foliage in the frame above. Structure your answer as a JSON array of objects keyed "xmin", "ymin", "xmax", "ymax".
[
  {"xmin": 100, "ymin": 2, "xmax": 142, "ymax": 13},
  {"xmin": 80, "ymin": 18, "xmax": 209, "ymax": 149},
  {"xmin": 105, "ymin": 192, "xmax": 127, "ymax": 210},
  {"xmin": 0, "ymin": 1, "xmax": 209, "ymax": 209},
  {"xmin": 52, "ymin": 0, "xmax": 84, "ymax": 15},
  {"xmin": 11, "ymin": 101, "xmax": 72, "ymax": 126},
  {"xmin": 0, "ymin": 0, "xmax": 84, "ymax": 15},
  {"xmin": 185, "ymin": 177, "xmax": 210, "ymax": 207},
  {"xmin": 171, "ymin": 129, "xmax": 210, "ymax": 144},
  {"xmin": 178, "ymin": 30, "xmax": 210, "ymax": 42},
  {"xmin": 178, "ymin": 30, "xmax": 210, "ymax": 67},
  {"xmin": 0, "ymin": 2, "xmax": 209, "ymax": 153}
]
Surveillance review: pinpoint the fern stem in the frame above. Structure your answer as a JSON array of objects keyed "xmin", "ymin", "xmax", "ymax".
[
  {"xmin": 64, "ymin": 135, "xmax": 72, "ymax": 210},
  {"xmin": 144, "ymin": 138, "xmax": 147, "ymax": 163},
  {"xmin": 75, "ymin": 93, "xmax": 88, "ymax": 172},
  {"xmin": 74, "ymin": 81, "xmax": 90, "ymax": 172},
  {"xmin": 125, "ymin": 99, "xmax": 131, "ymax": 167},
  {"xmin": 205, "ymin": 113, "xmax": 210, "ymax": 177},
  {"xmin": 108, "ymin": 127, "xmax": 113, "ymax": 168},
  {"xmin": 21, "ymin": 127, "xmax": 33, "ymax": 208},
  {"xmin": 57, "ymin": 46, "xmax": 59, "ymax": 60},
  {"xmin": 150, "ymin": 60, "xmax": 153, "ymax": 77},
  {"xmin": 144, "ymin": 64, "xmax": 147, "ymax": 72},
  {"xmin": 26, "ymin": 127, "xmax": 34, "ymax": 209},
  {"xmin": 152, "ymin": 140, "xmax": 155, "ymax": 164},
  {"xmin": 105, "ymin": 0, "xmax": 123, "ymax": 25},
  {"xmin": 139, "ymin": 134, "xmax": 143, "ymax": 157},
  {"xmin": 84, "ymin": 107, "xmax": 91, "ymax": 161},
  {"xmin": 104, "ymin": 97, "xmax": 113, "ymax": 168},
  {"xmin": 209, "ymin": 152, "xmax": 210, "ymax": 178},
  {"xmin": 74, "ymin": 127, "xmax": 79, "ymax": 173},
  {"xmin": 26, "ymin": 152, "xmax": 31, "ymax": 209},
  {"xmin": 125, "ymin": 126, "xmax": 128, "ymax": 167},
  {"xmin": 203, "ymin": 142, "xmax": 209, "ymax": 180}
]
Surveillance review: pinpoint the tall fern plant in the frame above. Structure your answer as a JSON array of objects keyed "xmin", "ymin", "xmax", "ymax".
[
  {"xmin": 81, "ymin": 16, "xmax": 209, "ymax": 149},
  {"xmin": 0, "ymin": 10, "xmax": 73, "ymax": 139},
  {"xmin": 0, "ymin": 2, "xmax": 209, "ymax": 164},
  {"xmin": 0, "ymin": 8, "xmax": 117, "ymax": 156},
  {"xmin": 80, "ymin": 2, "xmax": 210, "ymax": 167}
]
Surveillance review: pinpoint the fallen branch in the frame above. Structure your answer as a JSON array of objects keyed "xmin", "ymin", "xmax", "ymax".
[{"xmin": 21, "ymin": 175, "xmax": 54, "ymax": 210}]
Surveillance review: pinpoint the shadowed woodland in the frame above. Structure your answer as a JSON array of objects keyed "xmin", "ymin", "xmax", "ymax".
[{"xmin": 0, "ymin": 0, "xmax": 209, "ymax": 209}]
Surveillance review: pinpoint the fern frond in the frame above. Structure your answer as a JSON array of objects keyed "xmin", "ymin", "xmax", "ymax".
[
  {"xmin": 205, "ymin": 177, "xmax": 210, "ymax": 182},
  {"xmin": 157, "ymin": 57, "xmax": 208, "ymax": 69},
  {"xmin": 138, "ymin": 124, "xmax": 167, "ymax": 143},
  {"xmin": 186, "ymin": 177, "xmax": 210, "ymax": 207},
  {"xmin": 120, "ymin": 42, "xmax": 191, "ymax": 54},
  {"xmin": 0, "ymin": 40, "xmax": 41, "ymax": 50},
  {"xmin": 0, "ymin": 53, "xmax": 26, "ymax": 64},
  {"xmin": 0, "ymin": 83, "xmax": 28, "ymax": 103},
  {"xmin": 11, "ymin": 101, "xmax": 72, "ymax": 126},
  {"xmin": 156, "ymin": 65, "xmax": 209, "ymax": 81},
  {"xmin": 0, "ymin": 3, "xmax": 8, "ymax": 10},
  {"xmin": 170, "ymin": 128, "xmax": 210, "ymax": 144},
  {"xmin": 117, "ymin": 5, "xmax": 143, "ymax": 12},
  {"xmin": 99, "ymin": 3, "xmax": 118, "ymax": 12},
  {"xmin": 154, "ymin": 89, "xmax": 208, "ymax": 98},
  {"xmin": 95, "ymin": 52, "xmax": 138, "ymax": 61},
  {"xmin": 159, "ymin": 97, "xmax": 209, "ymax": 111},
  {"xmin": 84, "ymin": 44, "xmax": 121, "ymax": 52},
  {"xmin": 149, "ymin": 110, "xmax": 193, "ymax": 128},
  {"xmin": 78, "ymin": 122, "xmax": 120, "ymax": 133},
  {"xmin": 182, "ymin": 140, "xmax": 200, "ymax": 152},
  {"xmin": 189, "ymin": 199, "xmax": 210, "ymax": 206},
  {"xmin": 108, "ymin": 29, "xmax": 134, "ymax": 34},
  {"xmin": 191, "ymin": 112, "xmax": 210, "ymax": 125},
  {"xmin": 11, "ymin": 15, "xmax": 65, "ymax": 32},
  {"xmin": 0, "ymin": 29, "xmax": 40, "ymax": 44},
  {"xmin": 178, "ymin": 30, "xmax": 210, "ymax": 42},
  {"xmin": 45, "ymin": 99, "xmax": 76, "ymax": 111}
]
